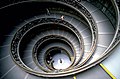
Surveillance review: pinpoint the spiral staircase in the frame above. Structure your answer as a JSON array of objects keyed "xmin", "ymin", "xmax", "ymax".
[{"xmin": 0, "ymin": 0, "xmax": 120, "ymax": 79}]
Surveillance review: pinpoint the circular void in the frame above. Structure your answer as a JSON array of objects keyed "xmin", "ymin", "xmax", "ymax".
[
  {"xmin": 9, "ymin": 0, "xmax": 119, "ymax": 78},
  {"xmin": 45, "ymin": 47, "xmax": 72, "ymax": 70}
]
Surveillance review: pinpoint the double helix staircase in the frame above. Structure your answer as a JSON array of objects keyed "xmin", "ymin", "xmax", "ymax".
[{"xmin": 0, "ymin": 0, "xmax": 119, "ymax": 79}]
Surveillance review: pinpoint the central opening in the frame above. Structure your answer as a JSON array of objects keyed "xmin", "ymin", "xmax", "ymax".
[{"xmin": 45, "ymin": 47, "xmax": 72, "ymax": 70}]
